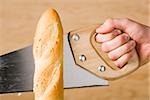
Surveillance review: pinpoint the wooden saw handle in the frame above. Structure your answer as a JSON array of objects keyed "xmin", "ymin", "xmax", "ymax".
[{"xmin": 68, "ymin": 24, "xmax": 139, "ymax": 80}]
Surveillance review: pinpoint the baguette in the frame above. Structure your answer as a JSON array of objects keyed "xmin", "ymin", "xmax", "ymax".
[{"xmin": 33, "ymin": 8, "xmax": 63, "ymax": 100}]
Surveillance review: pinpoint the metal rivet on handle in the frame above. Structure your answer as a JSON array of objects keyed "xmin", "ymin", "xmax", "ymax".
[
  {"xmin": 79, "ymin": 55, "xmax": 86, "ymax": 62},
  {"xmin": 98, "ymin": 65, "xmax": 106, "ymax": 72},
  {"xmin": 72, "ymin": 33, "xmax": 80, "ymax": 41}
]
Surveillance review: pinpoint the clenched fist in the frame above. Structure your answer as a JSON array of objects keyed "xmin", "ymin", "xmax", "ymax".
[{"xmin": 96, "ymin": 18, "xmax": 150, "ymax": 68}]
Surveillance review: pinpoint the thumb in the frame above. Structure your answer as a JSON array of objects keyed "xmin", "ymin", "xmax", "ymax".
[{"xmin": 96, "ymin": 18, "xmax": 133, "ymax": 34}]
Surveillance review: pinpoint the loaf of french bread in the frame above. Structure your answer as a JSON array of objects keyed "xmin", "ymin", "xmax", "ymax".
[{"xmin": 33, "ymin": 8, "xmax": 63, "ymax": 100}]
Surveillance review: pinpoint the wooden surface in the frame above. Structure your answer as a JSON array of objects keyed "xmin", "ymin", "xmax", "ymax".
[{"xmin": 0, "ymin": 0, "xmax": 149, "ymax": 100}]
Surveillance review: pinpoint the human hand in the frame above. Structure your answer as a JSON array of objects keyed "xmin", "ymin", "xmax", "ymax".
[{"xmin": 96, "ymin": 18, "xmax": 150, "ymax": 68}]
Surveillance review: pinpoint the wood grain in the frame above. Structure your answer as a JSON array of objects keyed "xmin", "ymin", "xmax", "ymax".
[
  {"xmin": 0, "ymin": 0, "xmax": 149, "ymax": 100},
  {"xmin": 69, "ymin": 24, "xmax": 139, "ymax": 80}
]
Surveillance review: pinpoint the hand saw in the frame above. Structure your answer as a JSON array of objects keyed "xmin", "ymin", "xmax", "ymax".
[{"xmin": 0, "ymin": 24, "xmax": 139, "ymax": 94}]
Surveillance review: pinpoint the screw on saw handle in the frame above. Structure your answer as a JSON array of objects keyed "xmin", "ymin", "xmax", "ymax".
[{"xmin": 68, "ymin": 24, "xmax": 139, "ymax": 80}]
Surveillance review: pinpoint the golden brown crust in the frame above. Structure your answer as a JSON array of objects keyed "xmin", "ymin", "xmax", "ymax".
[{"xmin": 33, "ymin": 7, "xmax": 63, "ymax": 100}]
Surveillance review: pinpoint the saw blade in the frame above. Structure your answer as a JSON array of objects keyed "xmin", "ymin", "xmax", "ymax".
[{"xmin": 0, "ymin": 34, "xmax": 108, "ymax": 93}]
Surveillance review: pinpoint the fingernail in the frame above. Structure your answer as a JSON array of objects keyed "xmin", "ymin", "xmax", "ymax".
[
  {"xmin": 131, "ymin": 41, "xmax": 136, "ymax": 46},
  {"xmin": 114, "ymin": 30, "xmax": 121, "ymax": 35},
  {"xmin": 126, "ymin": 36, "xmax": 129, "ymax": 40},
  {"xmin": 116, "ymin": 30, "xmax": 122, "ymax": 34},
  {"xmin": 125, "ymin": 35, "xmax": 130, "ymax": 40},
  {"xmin": 95, "ymin": 34, "xmax": 99, "ymax": 41}
]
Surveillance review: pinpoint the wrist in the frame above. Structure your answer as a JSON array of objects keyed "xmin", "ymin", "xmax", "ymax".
[{"xmin": 139, "ymin": 43, "xmax": 150, "ymax": 66}]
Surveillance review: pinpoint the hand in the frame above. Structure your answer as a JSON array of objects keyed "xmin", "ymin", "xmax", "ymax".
[{"xmin": 96, "ymin": 18, "xmax": 150, "ymax": 68}]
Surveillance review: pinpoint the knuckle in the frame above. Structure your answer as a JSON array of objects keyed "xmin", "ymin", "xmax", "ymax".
[
  {"xmin": 106, "ymin": 18, "xmax": 113, "ymax": 22},
  {"xmin": 130, "ymin": 40, "xmax": 136, "ymax": 47},
  {"xmin": 105, "ymin": 18, "xmax": 114, "ymax": 25}
]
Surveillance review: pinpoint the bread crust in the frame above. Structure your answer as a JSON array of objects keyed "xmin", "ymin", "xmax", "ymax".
[{"xmin": 33, "ymin": 8, "xmax": 63, "ymax": 100}]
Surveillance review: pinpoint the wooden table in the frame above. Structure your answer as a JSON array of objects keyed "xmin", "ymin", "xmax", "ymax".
[{"xmin": 0, "ymin": 0, "xmax": 149, "ymax": 100}]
